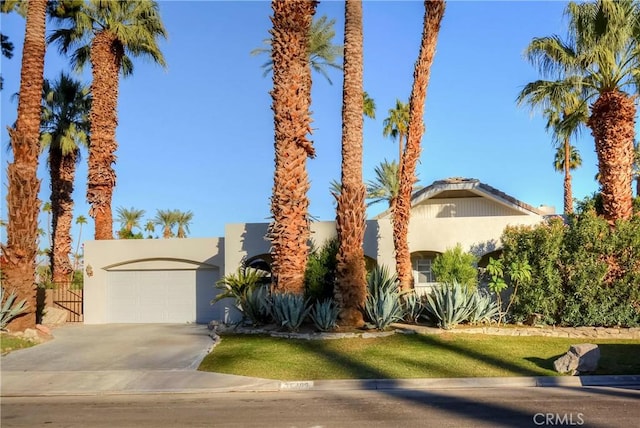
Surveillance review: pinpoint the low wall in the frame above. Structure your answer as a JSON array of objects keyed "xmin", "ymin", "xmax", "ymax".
[{"xmin": 394, "ymin": 324, "xmax": 640, "ymax": 339}]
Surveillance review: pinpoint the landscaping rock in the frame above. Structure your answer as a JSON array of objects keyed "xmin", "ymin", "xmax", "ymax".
[
  {"xmin": 42, "ymin": 306, "xmax": 68, "ymax": 326},
  {"xmin": 553, "ymin": 343, "xmax": 600, "ymax": 375}
]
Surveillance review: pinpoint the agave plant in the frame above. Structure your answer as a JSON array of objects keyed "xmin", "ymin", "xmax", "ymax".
[
  {"xmin": 309, "ymin": 298, "xmax": 340, "ymax": 332},
  {"xmin": 242, "ymin": 285, "xmax": 272, "ymax": 326},
  {"xmin": 423, "ymin": 281, "xmax": 474, "ymax": 329},
  {"xmin": 365, "ymin": 266, "xmax": 405, "ymax": 330},
  {"xmin": 467, "ymin": 289, "xmax": 499, "ymax": 325},
  {"xmin": 401, "ymin": 292, "xmax": 425, "ymax": 324},
  {"xmin": 269, "ymin": 292, "xmax": 311, "ymax": 332},
  {"xmin": 1, "ymin": 287, "xmax": 29, "ymax": 331}
]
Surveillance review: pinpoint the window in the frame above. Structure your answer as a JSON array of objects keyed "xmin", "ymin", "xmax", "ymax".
[{"xmin": 414, "ymin": 258, "xmax": 436, "ymax": 284}]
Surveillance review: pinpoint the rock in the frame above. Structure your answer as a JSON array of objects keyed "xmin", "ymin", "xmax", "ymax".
[
  {"xmin": 35, "ymin": 324, "xmax": 51, "ymax": 335},
  {"xmin": 42, "ymin": 306, "xmax": 68, "ymax": 326},
  {"xmin": 553, "ymin": 343, "xmax": 600, "ymax": 375}
]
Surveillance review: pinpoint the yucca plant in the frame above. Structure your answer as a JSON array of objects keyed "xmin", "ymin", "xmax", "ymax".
[
  {"xmin": 1, "ymin": 287, "xmax": 29, "ymax": 331},
  {"xmin": 467, "ymin": 289, "xmax": 499, "ymax": 325},
  {"xmin": 365, "ymin": 266, "xmax": 405, "ymax": 330},
  {"xmin": 270, "ymin": 292, "xmax": 311, "ymax": 332},
  {"xmin": 309, "ymin": 298, "xmax": 340, "ymax": 331},
  {"xmin": 423, "ymin": 281, "xmax": 474, "ymax": 329}
]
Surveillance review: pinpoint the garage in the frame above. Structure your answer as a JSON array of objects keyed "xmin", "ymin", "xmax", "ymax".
[{"xmin": 106, "ymin": 268, "xmax": 220, "ymax": 324}]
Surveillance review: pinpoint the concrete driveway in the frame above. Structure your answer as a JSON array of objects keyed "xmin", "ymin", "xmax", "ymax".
[{"xmin": 1, "ymin": 324, "xmax": 279, "ymax": 396}]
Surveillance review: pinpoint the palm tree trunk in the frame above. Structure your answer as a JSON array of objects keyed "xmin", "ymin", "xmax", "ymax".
[
  {"xmin": 268, "ymin": 0, "xmax": 317, "ymax": 294},
  {"xmin": 335, "ymin": 0, "xmax": 366, "ymax": 327},
  {"xmin": 2, "ymin": 0, "xmax": 47, "ymax": 331},
  {"xmin": 563, "ymin": 137, "xmax": 573, "ymax": 215},
  {"xmin": 88, "ymin": 32, "xmax": 122, "ymax": 240},
  {"xmin": 394, "ymin": 0, "xmax": 445, "ymax": 292},
  {"xmin": 50, "ymin": 150, "xmax": 77, "ymax": 284},
  {"xmin": 588, "ymin": 90, "xmax": 635, "ymax": 225}
]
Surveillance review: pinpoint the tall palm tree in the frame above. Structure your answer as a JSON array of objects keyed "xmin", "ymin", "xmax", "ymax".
[
  {"xmin": 144, "ymin": 220, "xmax": 155, "ymax": 239},
  {"xmin": 115, "ymin": 206, "xmax": 145, "ymax": 237},
  {"xmin": 516, "ymin": 79, "xmax": 587, "ymax": 215},
  {"xmin": 394, "ymin": 0, "xmax": 446, "ymax": 292},
  {"xmin": 382, "ymin": 99, "xmax": 410, "ymax": 165},
  {"xmin": 49, "ymin": 0, "xmax": 167, "ymax": 240},
  {"xmin": 268, "ymin": 0, "xmax": 317, "ymax": 294},
  {"xmin": 0, "ymin": 32, "xmax": 13, "ymax": 90},
  {"xmin": 335, "ymin": 0, "xmax": 366, "ymax": 327},
  {"xmin": 72, "ymin": 215, "xmax": 87, "ymax": 275},
  {"xmin": 40, "ymin": 72, "xmax": 91, "ymax": 283},
  {"xmin": 525, "ymin": 0, "xmax": 639, "ymax": 224},
  {"xmin": 154, "ymin": 209, "xmax": 177, "ymax": 239},
  {"xmin": 175, "ymin": 210, "xmax": 194, "ymax": 238},
  {"xmin": 252, "ymin": 14, "xmax": 342, "ymax": 85},
  {"xmin": 1, "ymin": 0, "xmax": 47, "ymax": 331},
  {"xmin": 553, "ymin": 143, "xmax": 582, "ymax": 212},
  {"xmin": 42, "ymin": 201, "xmax": 52, "ymax": 250}
]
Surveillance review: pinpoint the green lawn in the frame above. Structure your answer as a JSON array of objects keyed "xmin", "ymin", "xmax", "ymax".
[
  {"xmin": 199, "ymin": 333, "xmax": 640, "ymax": 380},
  {"xmin": 0, "ymin": 333, "xmax": 35, "ymax": 355}
]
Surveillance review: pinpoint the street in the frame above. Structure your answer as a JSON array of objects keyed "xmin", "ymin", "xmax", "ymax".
[{"xmin": 2, "ymin": 386, "xmax": 639, "ymax": 427}]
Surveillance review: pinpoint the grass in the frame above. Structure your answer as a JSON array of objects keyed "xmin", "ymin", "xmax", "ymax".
[
  {"xmin": 0, "ymin": 332, "xmax": 35, "ymax": 355},
  {"xmin": 199, "ymin": 333, "xmax": 640, "ymax": 380}
]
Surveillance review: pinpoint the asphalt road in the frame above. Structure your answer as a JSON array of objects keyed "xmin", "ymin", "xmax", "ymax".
[{"xmin": 2, "ymin": 386, "xmax": 639, "ymax": 428}]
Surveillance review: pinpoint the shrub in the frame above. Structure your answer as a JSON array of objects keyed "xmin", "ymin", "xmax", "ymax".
[
  {"xmin": 309, "ymin": 299, "xmax": 340, "ymax": 332},
  {"xmin": 1, "ymin": 287, "xmax": 28, "ymax": 331},
  {"xmin": 213, "ymin": 266, "xmax": 270, "ymax": 325},
  {"xmin": 304, "ymin": 238, "xmax": 339, "ymax": 302},
  {"xmin": 365, "ymin": 266, "xmax": 405, "ymax": 330},
  {"xmin": 269, "ymin": 293, "xmax": 311, "ymax": 332},
  {"xmin": 431, "ymin": 244, "xmax": 479, "ymax": 290}
]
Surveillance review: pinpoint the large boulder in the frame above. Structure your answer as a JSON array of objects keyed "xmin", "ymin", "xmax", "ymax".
[
  {"xmin": 42, "ymin": 306, "xmax": 68, "ymax": 326},
  {"xmin": 553, "ymin": 343, "xmax": 600, "ymax": 375}
]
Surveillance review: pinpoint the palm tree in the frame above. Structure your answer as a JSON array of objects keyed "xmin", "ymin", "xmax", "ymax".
[
  {"xmin": 42, "ymin": 201, "xmax": 52, "ymax": 250},
  {"xmin": 394, "ymin": 0, "xmax": 446, "ymax": 291},
  {"xmin": 49, "ymin": 0, "xmax": 167, "ymax": 240},
  {"xmin": 267, "ymin": 0, "xmax": 317, "ymax": 294},
  {"xmin": 517, "ymin": 79, "xmax": 587, "ymax": 215},
  {"xmin": 366, "ymin": 160, "xmax": 400, "ymax": 210},
  {"xmin": 252, "ymin": 14, "xmax": 343, "ymax": 85},
  {"xmin": 72, "ymin": 215, "xmax": 87, "ymax": 275},
  {"xmin": 175, "ymin": 210, "xmax": 194, "ymax": 238},
  {"xmin": 1, "ymin": 31, "xmax": 13, "ymax": 90},
  {"xmin": 363, "ymin": 91, "xmax": 376, "ymax": 119},
  {"xmin": 382, "ymin": 99, "xmax": 410, "ymax": 165},
  {"xmin": 40, "ymin": 72, "xmax": 91, "ymax": 283},
  {"xmin": 154, "ymin": 209, "xmax": 178, "ymax": 239},
  {"xmin": 524, "ymin": 0, "xmax": 639, "ymax": 224},
  {"xmin": 144, "ymin": 220, "xmax": 155, "ymax": 239},
  {"xmin": 115, "ymin": 206, "xmax": 145, "ymax": 238},
  {"xmin": 553, "ymin": 143, "xmax": 583, "ymax": 213},
  {"xmin": 335, "ymin": 0, "xmax": 367, "ymax": 327},
  {"xmin": 1, "ymin": 0, "xmax": 47, "ymax": 331},
  {"xmin": 633, "ymin": 140, "xmax": 640, "ymax": 198}
]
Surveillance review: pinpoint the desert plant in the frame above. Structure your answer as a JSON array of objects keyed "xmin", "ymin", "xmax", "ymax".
[
  {"xmin": 242, "ymin": 285, "xmax": 271, "ymax": 326},
  {"xmin": 423, "ymin": 281, "xmax": 474, "ymax": 329},
  {"xmin": 269, "ymin": 292, "xmax": 311, "ymax": 332},
  {"xmin": 309, "ymin": 298, "xmax": 340, "ymax": 331},
  {"xmin": 1, "ymin": 287, "xmax": 29, "ymax": 331},
  {"xmin": 213, "ymin": 266, "xmax": 267, "ymax": 305},
  {"xmin": 431, "ymin": 244, "xmax": 479, "ymax": 290},
  {"xmin": 485, "ymin": 257, "xmax": 508, "ymax": 324},
  {"xmin": 365, "ymin": 266, "xmax": 405, "ymax": 330},
  {"xmin": 304, "ymin": 238, "xmax": 339, "ymax": 302},
  {"xmin": 467, "ymin": 290, "xmax": 499, "ymax": 325},
  {"xmin": 401, "ymin": 292, "xmax": 425, "ymax": 324}
]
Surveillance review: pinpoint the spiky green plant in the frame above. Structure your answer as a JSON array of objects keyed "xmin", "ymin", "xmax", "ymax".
[
  {"xmin": 269, "ymin": 292, "xmax": 311, "ymax": 332},
  {"xmin": 242, "ymin": 285, "xmax": 271, "ymax": 326},
  {"xmin": 467, "ymin": 290, "xmax": 499, "ymax": 325},
  {"xmin": 365, "ymin": 265, "xmax": 405, "ymax": 330},
  {"xmin": 423, "ymin": 281, "xmax": 474, "ymax": 329},
  {"xmin": 309, "ymin": 298, "xmax": 340, "ymax": 331},
  {"xmin": 401, "ymin": 292, "xmax": 425, "ymax": 324},
  {"xmin": 1, "ymin": 287, "xmax": 29, "ymax": 331}
]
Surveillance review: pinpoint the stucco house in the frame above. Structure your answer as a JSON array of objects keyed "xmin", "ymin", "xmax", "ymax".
[{"xmin": 83, "ymin": 178, "xmax": 553, "ymax": 324}]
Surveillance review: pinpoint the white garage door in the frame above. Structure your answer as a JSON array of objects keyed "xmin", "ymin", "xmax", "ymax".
[{"xmin": 107, "ymin": 270, "xmax": 216, "ymax": 323}]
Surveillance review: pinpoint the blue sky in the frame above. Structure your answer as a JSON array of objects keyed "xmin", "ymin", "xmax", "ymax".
[{"xmin": 1, "ymin": 1, "xmax": 604, "ymax": 246}]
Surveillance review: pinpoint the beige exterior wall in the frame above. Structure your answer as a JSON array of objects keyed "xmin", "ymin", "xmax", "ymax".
[
  {"xmin": 83, "ymin": 238, "xmax": 223, "ymax": 324},
  {"xmin": 411, "ymin": 197, "xmax": 528, "ymax": 219}
]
